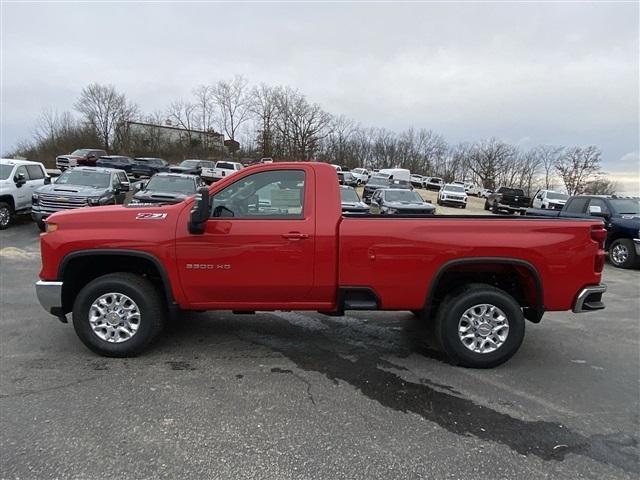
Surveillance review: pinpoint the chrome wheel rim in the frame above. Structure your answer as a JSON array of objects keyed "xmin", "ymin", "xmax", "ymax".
[
  {"xmin": 0, "ymin": 207, "xmax": 9, "ymax": 227},
  {"xmin": 89, "ymin": 292, "xmax": 141, "ymax": 343},
  {"xmin": 458, "ymin": 304, "xmax": 509, "ymax": 354},
  {"xmin": 611, "ymin": 244, "xmax": 628, "ymax": 265}
]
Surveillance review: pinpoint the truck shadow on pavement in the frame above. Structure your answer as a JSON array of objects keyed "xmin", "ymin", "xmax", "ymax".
[{"xmin": 158, "ymin": 311, "xmax": 639, "ymax": 474}]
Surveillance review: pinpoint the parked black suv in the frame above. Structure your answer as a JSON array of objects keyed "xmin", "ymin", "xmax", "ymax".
[
  {"xmin": 131, "ymin": 158, "xmax": 170, "ymax": 178},
  {"xmin": 130, "ymin": 172, "xmax": 205, "ymax": 205},
  {"xmin": 96, "ymin": 155, "xmax": 137, "ymax": 173},
  {"xmin": 369, "ymin": 188, "xmax": 436, "ymax": 215}
]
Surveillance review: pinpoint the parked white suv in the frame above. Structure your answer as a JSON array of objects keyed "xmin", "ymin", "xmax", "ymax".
[
  {"xmin": 531, "ymin": 189, "xmax": 569, "ymax": 210},
  {"xmin": 351, "ymin": 168, "xmax": 370, "ymax": 185},
  {"xmin": 0, "ymin": 159, "xmax": 50, "ymax": 229},
  {"xmin": 437, "ymin": 183, "xmax": 468, "ymax": 209},
  {"xmin": 211, "ymin": 160, "xmax": 243, "ymax": 182}
]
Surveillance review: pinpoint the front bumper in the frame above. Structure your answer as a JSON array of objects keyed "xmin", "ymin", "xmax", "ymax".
[
  {"xmin": 572, "ymin": 284, "xmax": 606, "ymax": 313},
  {"xmin": 35, "ymin": 280, "xmax": 65, "ymax": 320}
]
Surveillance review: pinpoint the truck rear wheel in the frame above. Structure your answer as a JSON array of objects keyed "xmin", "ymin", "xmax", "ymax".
[
  {"xmin": 609, "ymin": 238, "xmax": 638, "ymax": 269},
  {"xmin": 434, "ymin": 283, "xmax": 525, "ymax": 368},
  {"xmin": 72, "ymin": 273, "xmax": 165, "ymax": 357}
]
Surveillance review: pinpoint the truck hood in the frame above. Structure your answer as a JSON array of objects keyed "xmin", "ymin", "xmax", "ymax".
[
  {"xmin": 132, "ymin": 190, "xmax": 191, "ymax": 204},
  {"xmin": 385, "ymin": 201, "xmax": 433, "ymax": 209},
  {"xmin": 35, "ymin": 184, "xmax": 107, "ymax": 197}
]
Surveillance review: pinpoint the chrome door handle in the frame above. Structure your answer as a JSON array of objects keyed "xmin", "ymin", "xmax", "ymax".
[{"xmin": 282, "ymin": 232, "xmax": 309, "ymax": 240}]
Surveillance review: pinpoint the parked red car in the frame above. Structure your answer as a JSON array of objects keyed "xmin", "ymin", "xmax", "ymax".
[{"xmin": 35, "ymin": 162, "xmax": 607, "ymax": 367}]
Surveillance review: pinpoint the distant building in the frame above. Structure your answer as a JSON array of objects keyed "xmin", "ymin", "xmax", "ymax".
[{"xmin": 126, "ymin": 121, "xmax": 225, "ymax": 152}]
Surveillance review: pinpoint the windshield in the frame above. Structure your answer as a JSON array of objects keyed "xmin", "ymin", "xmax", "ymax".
[
  {"xmin": 610, "ymin": 198, "xmax": 640, "ymax": 215},
  {"xmin": 385, "ymin": 190, "xmax": 423, "ymax": 203},
  {"xmin": 216, "ymin": 162, "xmax": 236, "ymax": 169},
  {"xmin": 70, "ymin": 149, "xmax": 90, "ymax": 156},
  {"xmin": 367, "ymin": 176, "xmax": 389, "ymax": 187},
  {"xmin": 353, "ymin": 168, "xmax": 365, "ymax": 174},
  {"xmin": 444, "ymin": 185, "xmax": 465, "ymax": 193},
  {"xmin": 340, "ymin": 188, "xmax": 360, "ymax": 203},
  {"xmin": 547, "ymin": 192, "xmax": 568, "ymax": 200},
  {"xmin": 180, "ymin": 160, "xmax": 199, "ymax": 168},
  {"xmin": 0, "ymin": 164, "xmax": 14, "ymax": 180},
  {"xmin": 499, "ymin": 187, "xmax": 525, "ymax": 196},
  {"xmin": 146, "ymin": 176, "xmax": 195, "ymax": 194},
  {"xmin": 56, "ymin": 170, "xmax": 110, "ymax": 188}
]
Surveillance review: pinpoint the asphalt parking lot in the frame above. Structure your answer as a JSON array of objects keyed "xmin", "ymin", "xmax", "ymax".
[{"xmin": 1, "ymin": 218, "xmax": 638, "ymax": 479}]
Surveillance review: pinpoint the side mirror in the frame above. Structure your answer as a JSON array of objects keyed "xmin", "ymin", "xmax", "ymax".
[
  {"xmin": 135, "ymin": 182, "xmax": 146, "ymax": 191},
  {"xmin": 14, "ymin": 172, "xmax": 26, "ymax": 187},
  {"xmin": 188, "ymin": 186, "xmax": 210, "ymax": 234},
  {"xmin": 44, "ymin": 176, "xmax": 51, "ymax": 185},
  {"xmin": 120, "ymin": 182, "xmax": 130, "ymax": 192}
]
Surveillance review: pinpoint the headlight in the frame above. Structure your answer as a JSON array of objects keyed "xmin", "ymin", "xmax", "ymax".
[
  {"xmin": 46, "ymin": 222, "xmax": 58, "ymax": 233},
  {"xmin": 87, "ymin": 197, "xmax": 101, "ymax": 206},
  {"xmin": 32, "ymin": 193, "xmax": 39, "ymax": 203}
]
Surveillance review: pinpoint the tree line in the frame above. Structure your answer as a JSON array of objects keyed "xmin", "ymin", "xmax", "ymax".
[{"xmin": 7, "ymin": 77, "xmax": 617, "ymax": 195}]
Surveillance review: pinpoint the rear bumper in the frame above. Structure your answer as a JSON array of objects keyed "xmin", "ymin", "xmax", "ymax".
[
  {"xmin": 572, "ymin": 284, "xmax": 606, "ymax": 313},
  {"xmin": 35, "ymin": 280, "xmax": 64, "ymax": 315}
]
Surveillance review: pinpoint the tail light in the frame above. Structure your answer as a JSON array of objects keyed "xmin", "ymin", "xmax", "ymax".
[{"xmin": 591, "ymin": 225, "xmax": 607, "ymax": 272}]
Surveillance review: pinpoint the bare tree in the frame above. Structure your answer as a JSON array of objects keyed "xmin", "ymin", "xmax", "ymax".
[
  {"xmin": 212, "ymin": 75, "xmax": 251, "ymax": 143},
  {"xmin": 535, "ymin": 145, "xmax": 564, "ymax": 190},
  {"xmin": 274, "ymin": 87, "xmax": 332, "ymax": 160},
  {"xmin": 582, "ymin": 176, "xmax": 618, "ymax": 195},
  {"xmin": 555, "ymin": 146, "xmax": 602, "ymax": 195},
  {"xmin": 249, "ymin": 83, "xmax": 279, "ymax": 158},
  {"xmin": 466, "ymin": 138, "xmax": 517, "ymax": 189},
  {"xmin": 74, "ymin": 83, "xmax": 137, "ymax": 150}
]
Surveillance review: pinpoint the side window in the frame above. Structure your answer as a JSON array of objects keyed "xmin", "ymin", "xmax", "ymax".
[
  {"xmin": 211, "ymin": 170, "xmax": 305, "ymax": 219},
  {"xmin": 26, "ymin": 165, "xmax": 44, "ymax": 180},
  {"xmin": 117, "ymin": 172, "xmax": 129, "ymax": 183},
  {"xmin": 587, "ymin": 198, "xmax": 610, "ymax": 215},
  {"xmin": 112, "ymin": 174, "xmax": 121, "ymax": 188},
  {"xmin": 15, "ymin": 166, "xmax": 30, "ymax": 180},
  {"xmin": 565, "ymin": 197, "xmax": 588, "ymax": 214}
]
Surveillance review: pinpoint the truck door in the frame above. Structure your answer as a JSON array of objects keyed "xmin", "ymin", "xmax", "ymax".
[{"xmin": 175, "ymin": 167, "xmax": 316, "ymax": 305}]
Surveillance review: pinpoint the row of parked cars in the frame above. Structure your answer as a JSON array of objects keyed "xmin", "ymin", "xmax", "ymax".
[{"xmin": 55, "ymin": 149, "xmax": 244, "ymax": 183}]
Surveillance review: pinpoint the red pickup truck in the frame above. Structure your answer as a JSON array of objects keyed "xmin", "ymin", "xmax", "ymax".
[{"xmin": 35, "ymin": 162, "xmax": 607, "ymax": 368}]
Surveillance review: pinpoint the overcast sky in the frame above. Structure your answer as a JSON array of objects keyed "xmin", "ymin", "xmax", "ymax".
[{"xmin": 1, "ymin": 1, "xmax": 638, "ymax": 192}]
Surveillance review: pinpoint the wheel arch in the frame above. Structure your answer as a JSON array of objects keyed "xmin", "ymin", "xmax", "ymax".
[
  {"xmin": 0, "ymin": 195, "xmax": 16, "ymax": 211},
  {"xmin": 424, "ymin": 257, "xmax": 544, "ymax": 323},
  {"xmin": 58, "ymin": 249, "xmax": 175, "ymax": 314}
]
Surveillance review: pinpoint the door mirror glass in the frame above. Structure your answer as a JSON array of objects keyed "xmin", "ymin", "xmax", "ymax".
[
  {"xmin": 14, "ymin": 172, "xmax": 26, "ymax": 187},
  {"xmin": 44, "ymin": 176, "xmax": 51, "ymax": 185},
  {"xmin": 189, "ymin": 187, "xmax": 210, "ymax": 234}
]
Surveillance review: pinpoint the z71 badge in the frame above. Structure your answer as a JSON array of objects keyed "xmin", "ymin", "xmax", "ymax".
[{"xmin": 136, "ymin": 213, "xmax": 168, "ymax": 220}]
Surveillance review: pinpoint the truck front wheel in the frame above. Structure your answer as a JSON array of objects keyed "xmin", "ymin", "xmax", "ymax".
[
  {"xmin": 0, "ymin": 202, "xmax": 12, "ymax": 230},
  {"xmin": 72, "ymin": 273, "xmax": 165, "ymax": 357},
  {"xmin": 434, "ymin": 284, "xmax": 525, "ymax": 368}
]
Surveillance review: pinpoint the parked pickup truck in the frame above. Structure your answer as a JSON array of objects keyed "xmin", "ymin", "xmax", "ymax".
[
  {"xmin": 56, "ymin": 148, "xmax": 107, "ymax": 171},
  {"xmin": 526, "ymin": 195, "xmax": 640, "ymax": 269},
  {"xmin": 485, "ymin": 187, "xmax": 531, "ymax": 214},
  {"xmin": 35, "ymin": 162, "xmax": 607, "ymax": 368}
]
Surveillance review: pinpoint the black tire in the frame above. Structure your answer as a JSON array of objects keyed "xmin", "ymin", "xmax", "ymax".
[
  {"xmin": 483, "ymin": 200, "xmax": 489, "ymax": 211},
  {"xmin": 0, "ymin": 202, "xmax": 12, "ymax": 230},
  {"xmin": 609, "ymin": 238, "xmax": 638, "ymax": 269},
  {"xmin": 491, "ymin": 202, "xmax": 499, "ymax": 214},
  {"xmin": 36, "ymin": 218, "xmax": 46, "ymax": 232},
  {"xmin": 72, "ymin": 273, "xmax": 165, "ymax": 357},
  {"xmin": 433, "ymin": 283, "xmax": 525, "ymax": 368},
  {"xmin": 462, "ymin": 204, "xmax": 467, "ymax": 209}
]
